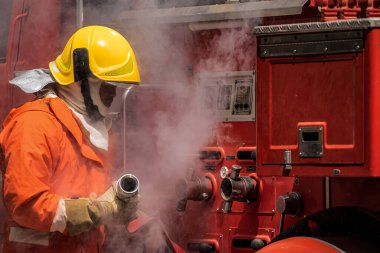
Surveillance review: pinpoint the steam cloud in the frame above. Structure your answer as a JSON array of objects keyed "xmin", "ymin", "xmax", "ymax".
[
  {"xmin": 103, "ymin": 20, "xmax": 220, "ymax": 252},
  {"xmin": 107, "ymin": 23, "xmax": 257, "ymax": 253},
  {"xmin": 117, "ymin": 23, "xmax": 218, "ymax": 216},
  {"xmin": 195, "ymin": 27, "xmax": 257, "ymax": 72},
  {"xmin": 85, "ymin": 2, "xmax": 260, "ymax": 251}
]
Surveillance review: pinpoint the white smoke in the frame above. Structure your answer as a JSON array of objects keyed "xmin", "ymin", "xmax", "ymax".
[
  {"xmin": 194, "ymin": 26, "xmax": 257, "ymax": 72},
  {"xmin": 117, "ymin": 23, "xmax": 218, "ymax": 210},
  {"xmin": 81, "ymin": 5, "xmax": 220, "ymax": 251},
  {"xmin": 81, "ymin": 1, "xmax": 260, "ymax": 252}
]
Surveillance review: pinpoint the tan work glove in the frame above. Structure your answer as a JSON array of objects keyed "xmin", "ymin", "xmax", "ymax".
[
  {"xmin": 96, "ymin": 180, "xmax": 140, "ymax": 222},
  {"xmin": 65, "ymin": 181, "xmax": 140, "ymax": 236}
]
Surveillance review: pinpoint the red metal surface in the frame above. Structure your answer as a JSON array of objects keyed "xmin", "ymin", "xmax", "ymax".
[
  {"xmin": 321, "ymin": 0, "xmax": 341, "ymax": 20},
  {"xmin": 331, "ymin": 178, "xmax": 380, "ymax": 210},
  {"xmin": 367, "ymin": 0, "xmax": 380, "ymax": 16},
  {"xmin": 201, "ymin": 147, "xmax": 226, "ymax": 166},
  {"xmin": 10, "ymin": 0, "xmax": 63, "ymax": 109},
  {"xmin": 256, "ymin": 237, "xmax": 342, "ymax": 253},
  {"xmin": 5, "ymin": 12, "xmax": 28, "ymax": 80},
  {"xmin": 339, "ymin": 0, "xmax": 361, "ymax": 19},
  {"xmin": 5, "ymin": 11, "xmax": 28, "ymax": 112},
  {"xmin": 0, "ymin": 0, "xmax": 24, "ymax": 122},
  {"xmin": 366, "ymin": 29, "xmax": 380, "ymax": 176},
  {"xmin": 309, "ymin": 0, "xmax": 380, "ymax": 19},
  {"xmin": 257, "ymin": 53, "xmax": 366, "ymax": 177}
]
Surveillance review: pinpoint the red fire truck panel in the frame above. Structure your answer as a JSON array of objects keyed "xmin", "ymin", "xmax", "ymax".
[{"xmin": 256, "ymin": 19, "xmax": 380, "ymax": 177}]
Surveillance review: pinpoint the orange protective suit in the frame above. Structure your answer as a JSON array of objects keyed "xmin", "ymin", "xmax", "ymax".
[{"xmin": 0, "ymin": 97, "xmax": 109, "ymax": 252}]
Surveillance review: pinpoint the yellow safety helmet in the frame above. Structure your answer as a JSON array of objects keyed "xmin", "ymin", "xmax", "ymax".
[{"xmin": 49, "ymin": 26, "xmax": 140, "ymax": 85}]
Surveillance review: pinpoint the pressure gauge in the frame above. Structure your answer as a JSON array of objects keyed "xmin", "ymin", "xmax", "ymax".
[{"xmin": 220, "ymin": 166, "xmax": 229, "ymax": 179}]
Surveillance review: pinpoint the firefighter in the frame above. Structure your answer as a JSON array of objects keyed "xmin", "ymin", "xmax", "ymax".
[{"xmin": 0, "ymin": 26, "xmax": 140, "ymax": 252}]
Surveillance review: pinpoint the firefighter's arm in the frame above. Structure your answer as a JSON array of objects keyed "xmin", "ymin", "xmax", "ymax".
[{"xmin": 2, "ymin": 111, "xmax": 63, "ymax": 232}]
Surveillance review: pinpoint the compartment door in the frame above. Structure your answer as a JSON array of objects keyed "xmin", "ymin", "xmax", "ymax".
[{"xmin": 258, "ymin": 54, "xmax": 364, "ymax": 165}]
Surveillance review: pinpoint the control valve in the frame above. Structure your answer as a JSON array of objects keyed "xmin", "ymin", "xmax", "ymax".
[{"xmin": 220, "ymin": 165, "xmax": 259, "ymax": 213}]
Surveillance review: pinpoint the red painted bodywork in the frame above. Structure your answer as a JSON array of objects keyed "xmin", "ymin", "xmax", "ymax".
[
  {"xmin": 1, "ymin": 1, "xmax": 380, "ymax": 253},
  {"xmin": 257, "ymin": 237, "xmax": 342, "ymax": 253},
  {"xmin": 256, "ymin": 28, "xmax": 380, "ymax": 178},
  {"xmin": 257, "ymin": 53, "xmax": 365, "ymax": 176}
]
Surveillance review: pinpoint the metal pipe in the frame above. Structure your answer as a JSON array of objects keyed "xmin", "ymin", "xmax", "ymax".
[
  {"xmin": 116, "ymin": 174, "xmax": 139, "ymax": 200},
  {"xmin": 122, "ymin": 85, "xmax": 135, "ymax": 170},
  {"xmin": 76, "ymin": 0, "xmax": 83, "ymax": 29}
]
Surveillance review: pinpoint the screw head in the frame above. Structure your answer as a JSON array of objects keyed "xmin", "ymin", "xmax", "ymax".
[{"xmin": 332, "ymin": 169, "xmax": 341, "ymax": 176}]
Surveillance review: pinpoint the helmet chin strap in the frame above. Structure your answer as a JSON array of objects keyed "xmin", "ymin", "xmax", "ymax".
[
  {"xmin": 81, "ymin": 77, "xmax": 103, "ymax": 121},
  {"xmin": 73, "ymin": 48, "xmax": 104, "ymax": 121}
]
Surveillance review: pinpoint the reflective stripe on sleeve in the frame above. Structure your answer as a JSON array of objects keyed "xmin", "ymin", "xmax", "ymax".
[{"xmin": 9, "ymin": 227, "xmax": 50, "ymax": 246}]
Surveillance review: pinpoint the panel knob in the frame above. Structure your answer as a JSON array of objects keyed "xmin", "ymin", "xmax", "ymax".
[{"xmin": 276, "ymin": 192, "xmax": 302, "ymax": 216}]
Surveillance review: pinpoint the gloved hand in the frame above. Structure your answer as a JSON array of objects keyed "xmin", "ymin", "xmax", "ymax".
[
  {"xmin": 64, "ymin": 181, "xmax": 140, "ymax": 236},
  {"xmin": 96, "ymin": 180, "xmax": 140, "ymax": 223}
]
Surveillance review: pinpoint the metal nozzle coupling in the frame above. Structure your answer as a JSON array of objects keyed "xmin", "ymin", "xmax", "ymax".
[
  {"xmin": 116, "ymin": 174, "xmax": 139, "ymax": 200},
  {"xmin": 175, "ymin": 174, "xmax": 213, "ymax": 212},
  {"xmin": 220, "ymin": 165, "xmax": 258, "ymax": 213}
]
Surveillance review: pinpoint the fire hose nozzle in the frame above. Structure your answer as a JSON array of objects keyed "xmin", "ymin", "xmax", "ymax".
[{"xmin": 116, "ymin": 174, "xmax": 139, "ymax": 200}]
